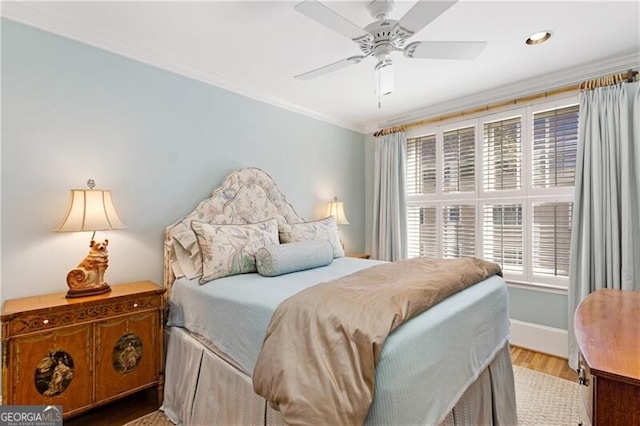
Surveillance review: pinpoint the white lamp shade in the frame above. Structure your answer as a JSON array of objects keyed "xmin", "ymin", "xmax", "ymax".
[
  {"xmin": 326, "ymin": 199, "xmax": 350, "ymax": 225},
  {"xmin": 56, "ymin": 189, "xmax": 127, "ymax": 232}
]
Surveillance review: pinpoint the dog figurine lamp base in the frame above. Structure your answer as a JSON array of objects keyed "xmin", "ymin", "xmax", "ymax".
[
  {"xmin": 56, "ymin": 179, "xmax": 127, "ymax": 299},
  {"xmin": 66, "ymin": 239, "xmax": 112, "ymax": 298}
]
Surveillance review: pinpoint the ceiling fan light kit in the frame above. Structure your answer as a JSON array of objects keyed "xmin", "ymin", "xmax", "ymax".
[{"xmin": 294, "ymin": 0, "xmax": 487, "ymax": 105}]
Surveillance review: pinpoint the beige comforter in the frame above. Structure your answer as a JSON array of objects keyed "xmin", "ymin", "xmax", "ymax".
[{"xmin": 252, "ymin": 257, "xmax": 502, "ymax": 425}]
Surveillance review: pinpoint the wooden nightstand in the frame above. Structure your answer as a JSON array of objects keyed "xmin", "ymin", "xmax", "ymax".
[
  {"xmin": 1, "ymin": 281, "xmax": 166, "ymax": 419},
  {"xmin": 346, "ymin": 253, "xmax": 371, "ymax": 259}
]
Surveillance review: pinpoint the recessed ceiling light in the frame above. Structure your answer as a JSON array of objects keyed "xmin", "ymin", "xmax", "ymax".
[{"xmin": 526, "ymin": 31, "xmax": 552, "ymax": 45}]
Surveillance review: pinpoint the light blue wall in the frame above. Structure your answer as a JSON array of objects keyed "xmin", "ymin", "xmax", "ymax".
[
  {"xmin": 508, "ymin": 287, "xmax": 568, "ymax": 329},
  {"xmin": 1, "ymin": 19, "xmax": 365, "ymax": 300}
]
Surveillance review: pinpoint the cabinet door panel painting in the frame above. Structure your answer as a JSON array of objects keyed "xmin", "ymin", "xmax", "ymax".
[
  {"xmin": 35, "ymin": 350, "xmax": 74, "ymax": 396},
  {"xmin": 95, "ymin": 312, "xmax": 158, "ymax": 401},
  {"xmin": 112, "ymin": 333, "xmax": 143, "ymax": 374},
  {"xmin": 12, "ymin": 324, "xmax": 92, "ymax": 412}
]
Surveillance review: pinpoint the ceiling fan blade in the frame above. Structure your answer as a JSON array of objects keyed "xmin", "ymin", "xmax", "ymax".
[
  {"xmin": 404, "ymin": 41, "xmax": 487, "ymax": 60},
  {"xmin": 397, "ymin": 1, "xmax": 458, "ymax": 36},
  {"xmin": 295, "ymin": 55, "xmax": 367, "ymax": 80},
  {"xmin": 294, "ymin": 0, "xmax": 372, "ymax": 42}
]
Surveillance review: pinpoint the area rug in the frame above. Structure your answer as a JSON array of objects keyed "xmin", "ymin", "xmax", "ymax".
[
  {"xmin": 125, "ymin": 366, "xmax": 579, "ymax": 425},
  {"xmin": 514, "ymin": 365, "xmax": 580, "ymax": 425}
]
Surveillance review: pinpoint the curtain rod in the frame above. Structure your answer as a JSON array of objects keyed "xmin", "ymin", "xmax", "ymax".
[
  {"xmin": 374, "ymin": 68, "xmax": 638, "ymax": 137},
  {"xmin": 579, "ymin": 69, "xmax": 638, "ymax": 90}
]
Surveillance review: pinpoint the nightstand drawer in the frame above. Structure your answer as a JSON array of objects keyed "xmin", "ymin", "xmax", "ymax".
[{"xmin": 5, "ymin": 294, "xmax": 160, "ymax": 337}]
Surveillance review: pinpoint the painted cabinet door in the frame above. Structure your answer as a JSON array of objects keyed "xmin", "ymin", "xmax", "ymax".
[
  {"xmin": 11, "ymin": 323, "xmax": 93, "ymax": 412},
  {"xmin": 94, "ymin": 311, "xmax": 159, "ymax": 401}
]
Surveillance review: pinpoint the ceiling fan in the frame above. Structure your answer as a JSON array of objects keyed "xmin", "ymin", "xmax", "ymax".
[{"xmin": 294, "ymin": 0, "xmax": 486, "ymax": 99}]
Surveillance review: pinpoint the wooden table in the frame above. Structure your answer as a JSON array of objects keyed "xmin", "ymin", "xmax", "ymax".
[{"xmin": 574, "ymin": 288, "xmax": 640, "ymax": 425}]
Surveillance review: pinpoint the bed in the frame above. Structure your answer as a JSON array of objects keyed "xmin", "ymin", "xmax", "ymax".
[{"xmin": 160, "ymin": 167, "xmax": 517, "ymax": 425}]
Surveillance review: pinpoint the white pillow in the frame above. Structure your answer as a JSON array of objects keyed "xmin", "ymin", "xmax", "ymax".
[
  {"xmin": 278, "ymin": 216, "xmax": 345, "ymax": 258},
  {"xmin": 172, "ymin": 230, "xmax": 202, "ymax": 279},
  {"xmin": 191, "ymin": 219, "xmax": 279, "ymax": 284}
]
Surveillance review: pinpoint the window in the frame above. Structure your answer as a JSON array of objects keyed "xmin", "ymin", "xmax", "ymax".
[
  {"xmin": 407, "ymin": 205, "xmax": 437, "ymax": 258},
  {"xmin": 442, "ymin": 204, "xmax": 476, "ymax": 258},
  {"xmin": 406, "ymin": 96, "xmax": 578, "ymax": 288},
  {"xmin": 482, "ymin": 203, "xmax": 523, "ymax": 273},
  {"xmin": 483, "ymin": 116, "xmax": 522, "ymax": 191},
  {"xmin": 532, "ymin": 202, "xmax": 573, "ymax": 277},
  {"xmin": 407, "ymin": 134, "xmax": 436, "ymax": 195},
  {"xmin": 532, "ymin": 105, "xmax": 579, "ymax": 188},
  {"xmin": 443, "ymin": 127, "xmax": 475, "ymax": 193}
]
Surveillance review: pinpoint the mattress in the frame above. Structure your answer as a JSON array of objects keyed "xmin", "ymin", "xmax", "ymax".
[{"xmin": 166, "ymin": 257, "xmax": 510, "ymax": 424}]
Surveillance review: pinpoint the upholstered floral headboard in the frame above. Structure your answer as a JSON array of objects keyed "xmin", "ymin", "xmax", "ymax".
[{"xmin": 163, "ymin": 167, "xmax": 305, "ymax": 293}]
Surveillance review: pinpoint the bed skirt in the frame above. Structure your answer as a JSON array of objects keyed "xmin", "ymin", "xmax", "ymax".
[{"xmin": 161, "ymin": 326, "xmax": 517, "ymax": 425}]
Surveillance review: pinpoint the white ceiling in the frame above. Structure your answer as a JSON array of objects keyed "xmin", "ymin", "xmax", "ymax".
[{"xmin": 3, "ymin": 1, "xmax": 639, "ymax": 133}]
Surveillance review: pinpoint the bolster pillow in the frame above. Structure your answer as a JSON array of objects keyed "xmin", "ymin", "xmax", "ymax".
[{"xmin": 256, "ymin": 240, "xmax": 334, "ymax": 277}]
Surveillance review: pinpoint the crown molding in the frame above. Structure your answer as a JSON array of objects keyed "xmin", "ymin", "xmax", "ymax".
[
  {"xmin": 365, "ymin": 52, "xmax": 640, "ymax": 133},
  {"xmin": 1, "ymin": 3, "xmax": 366, "ymax": 134}
]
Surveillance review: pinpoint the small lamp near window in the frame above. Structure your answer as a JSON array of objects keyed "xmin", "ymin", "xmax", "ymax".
[
  {"xmin": 326, "ymin": 196, "xmax": 349, "ymax": 249},
  {"xmin": 55, "ymin": 179, "xmax": 127, "ymax": 298},
  {"xmin": 326, "ymin": 196, "xmax": 350, "ymax": 225}
]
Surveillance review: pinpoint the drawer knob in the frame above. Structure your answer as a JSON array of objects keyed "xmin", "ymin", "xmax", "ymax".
[
  {"xmin": 43, "ymin": 319, "xmax": 49, "ymax": 325},
  {"xmin": 133, "ymin": 303, "xmax": 138, "ymax": 308}
]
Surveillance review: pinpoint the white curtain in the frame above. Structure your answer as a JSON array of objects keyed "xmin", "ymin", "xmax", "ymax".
[
  {"xmin": 567, "ymin": 81, "xmax": 640, "ymax": 369},
  {"xmin": 372, "ymin": 132, "xmax": 408, "ymax": 261}
]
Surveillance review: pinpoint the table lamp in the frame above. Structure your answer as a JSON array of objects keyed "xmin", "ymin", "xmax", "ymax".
[
  {"xmin": 326, "ymin": 196, "xmax": 349, "ymax": 225},
  {"xmin": 326, "ymin": 196, "xmax": 349, "ymax": 249},
  {"xmin": 55, "ymin": 179, "xmax": 127, "ymax": 298}
]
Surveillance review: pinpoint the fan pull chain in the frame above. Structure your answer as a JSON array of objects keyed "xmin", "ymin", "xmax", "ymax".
[{"xmin": 377, "ymin": 70, "xmax": 382, "ymax": 109}]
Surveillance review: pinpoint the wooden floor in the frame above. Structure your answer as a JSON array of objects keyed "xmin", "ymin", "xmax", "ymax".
[
  {"xmin": 64, "ymin": 389, "xmax": 159, "ymax": 426},
  {"xmin": 510, "ymin": 345, "xmax": 577, "ymax": 382},
  {"xmin": 65, "ymin": 346, "xmax": 577, "ymax": 425}
]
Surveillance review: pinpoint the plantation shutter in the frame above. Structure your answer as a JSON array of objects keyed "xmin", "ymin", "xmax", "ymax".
[
  {"xmin": 532, "ymin": 105, "xmax": 579, "ymax": 188},
  {"xmin": 482, "ymin": 204, "xmax": 523, "ymax": 273},
  {"xmin": 483, "ymin": 117, "xmax": 522, "ymax": 191},
  {"xmin": 443, "ymin": 126, "xmax": 475, "ymax": 193},
  {"xmin": 405, "ymin": 100, "xmax": 578, "ymax": 287},
  {"xmin": 407, "ymin": 205, "xmax": 437, "ymax": 258},
  {"xmin": 532, "ymin": 202, "xmax": 573, "ymax": 277},
  {"xmin": 442, "ymin": 204, "xmax": 476, "ymax": 258},
  {"xmin": 407, "ymin": 134, "xmax": 437, "ymax": 195}
]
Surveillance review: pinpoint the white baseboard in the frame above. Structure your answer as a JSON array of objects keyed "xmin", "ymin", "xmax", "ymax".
[{"xmin": 509, "ymin": 319, "xmax": 568, "ymax": 359}]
